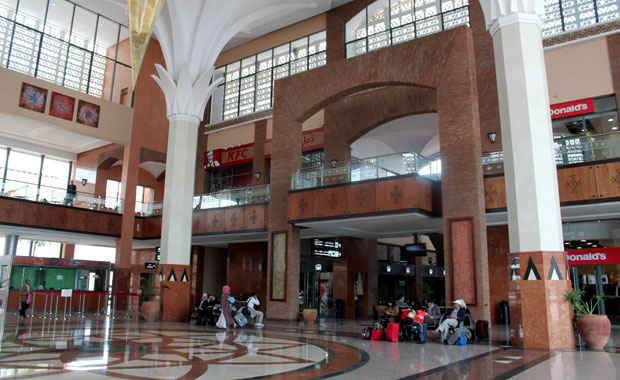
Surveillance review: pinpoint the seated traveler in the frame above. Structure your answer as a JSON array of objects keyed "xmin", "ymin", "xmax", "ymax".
[{"xmin": 434, "ymin": 299, "xmax": 467, "ymax": 343}]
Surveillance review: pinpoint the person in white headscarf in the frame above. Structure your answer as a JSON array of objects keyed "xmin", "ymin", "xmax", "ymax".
[{"xmin": 433, "ymin": 299, "xmax": 467, "ymax": 343}]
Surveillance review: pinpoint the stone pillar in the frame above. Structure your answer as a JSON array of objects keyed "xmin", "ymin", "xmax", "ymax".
[
  {"xmin": 3, "ymin": 235, "xmax": 18, "ymax": 256},
  {"xmin": 160, "ymin": 114, "xmax": 200, "ymax": 266},
  {"xmin": 253, "ymin": 120, "xmax": 267, "ymax": 186},
  {"xmin": 480, "ymin": 0, "xmax": 574, "ymax": 348}
]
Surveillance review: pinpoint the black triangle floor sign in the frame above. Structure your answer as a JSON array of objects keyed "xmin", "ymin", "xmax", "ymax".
[
  {"xmin": 168, "ymin": 267, "xmax": 177, "ymax": 282},
  {"xmin": 181, "ymin": 269, "xmax": 188, "ymax": 282},
  {"xmin": 523, "ymin": 256, "xmax": 541, "ymax": 280},
  {"xmin": 510, "ymin": 258, "xmax": 519, "ymax": 281},
  {"xmin": 548, "ymin": 256, "xmax": 563, "ymax": 280}
]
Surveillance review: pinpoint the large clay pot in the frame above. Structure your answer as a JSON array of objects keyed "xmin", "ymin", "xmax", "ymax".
[
  {"xmin": 302, "ymin": 309, "xmax": 318, "ymax": 323},
  {"xmin": 141, "ymin": 300, "xmax": 160, "ymax": 322},
  {"xmin": 576, "ymin": 314, "xmax": 611, "ymax": 349}
]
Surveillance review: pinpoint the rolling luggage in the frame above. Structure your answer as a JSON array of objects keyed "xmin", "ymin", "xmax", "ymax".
[
  {"xmin": 386, "ymin": 322, "xmax": 399, "ymax": 342},
  {"xmin": 361, "ymin": 327, "xmax": 371, "ymax": 340},
  {"xmin": 475, "ymin": 320, "xmax": 489, "ymax": 339},
  {"xmin": 370, "ymin": 328, "xmax": 385, "ymax": 341},
  {"xmin": 411, "ymin": 322, "xmax": 427, "ymax": 344},
  {"xmin": 234, "ymin": 312, "xmax": 248, "ymax": 327}
]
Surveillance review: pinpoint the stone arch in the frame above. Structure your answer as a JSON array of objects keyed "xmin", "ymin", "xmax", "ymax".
[{"xmin": 267, "ymin": 26, "xmax": 490, "ymax": 322}]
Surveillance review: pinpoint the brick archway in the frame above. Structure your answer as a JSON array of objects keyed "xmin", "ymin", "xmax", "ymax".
[{"xmin": 268, "ymin": 26, "xmax": 490, "ymax": 321}]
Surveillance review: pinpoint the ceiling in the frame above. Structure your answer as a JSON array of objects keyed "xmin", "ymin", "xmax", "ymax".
[
  {"xmin": 0, "ymin": 112, "xmax": 111, "ymax": 159},
  {"xmin": 351, "ymin": 114, "xmax": 440, "ymax": 159},
  {"xmin": 74, "ymin": 0, "xmax": 353, "ymax": 51}
]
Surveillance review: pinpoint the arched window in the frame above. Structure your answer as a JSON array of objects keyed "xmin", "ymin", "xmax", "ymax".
[{"xmin": 345, "ymin": 0, "xmax": 469, "ymax": 58}]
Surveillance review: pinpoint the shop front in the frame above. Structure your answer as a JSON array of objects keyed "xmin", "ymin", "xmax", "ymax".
[{"xmin": 567, "ymin": 247, "xmax": 620, "ymax": 324}]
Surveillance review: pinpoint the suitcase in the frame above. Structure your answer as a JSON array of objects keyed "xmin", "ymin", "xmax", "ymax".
[
  {"xmin": 475, "ymin": 320, "xmax": 489, "ymax": 339},
  {"xmin": 234, "ymin": 312, "xmax": 248, "ymax": 327},
  {"xmin": 386, "ymin": 322, "xmax": 399, "ymax": 342},
  {"xmin": 370, "ymin": 328, "xmax": 384, "ymax": 341},
  {"xmin": 411, "ymin": 322, "xmax": 427, "ymax": 344},
  {"xmin": 361, "ymin": 327, "xmax": 371, "ymax": 340}
]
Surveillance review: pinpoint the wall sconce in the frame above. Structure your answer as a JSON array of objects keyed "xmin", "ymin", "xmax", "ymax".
[
  {"xmin": 386, "ymin": 265, "xmax": 392, "ymax": 273},
  {"xmin": 254, "ymin": 171, "xmax": 261, "ymax": 180},
  {"xmin": 405, "ymin": 267, "xmax": 411, "ymax": 274},
  {"xmin": 487, "ymin": 132, "xmax": 497, "ymax": 143},
  {"xmin": 330, "ymin": 159, "xmax": 337, "ymax": 168},
  {"xmin": 81, "ymin": 178, "xmax": 88, "ymax": 186},
  {"xmin": 428, "ymin": 268, "xmax": 434, "ymax": 275}
]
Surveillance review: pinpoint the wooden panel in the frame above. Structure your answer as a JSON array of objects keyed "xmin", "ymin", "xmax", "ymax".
[
  {"xmin": 134, "ymin": 218, "xmax": 143, "ymax": 237},
  {"xmin": 143, "ymin": 217, "xmax": 162, "ymax": 238},
  {"xmin": 557, "ymin": 166, "xmax": 597, "ymax": 202},
  {"xmin": 75, "ymin": 209, "xmax": 100, "ymax": 233},
  {"xmin": 415, "ymin": 177, "xmax": 434, "ymax": 212},
  {"xmin": 192, "ymin": 211, "xmax": 208, "ymax": 234},
  {"xmin": 23, "ymin": 203, "xmax": 52, "ymax": 227},
  {"xmin": 451, "ymin": 218, "xmax": 476, "ymax": 305},
  {"xmin": 224, "ymin": 208, "xmax": 244, "ymax": 231},
  {"xmin": 244, "ymin": 205, "xmax": 266, "ymax": 230},
  {"xmin": 319, "ymin": 186, "xmax": 347, "ymax": 217},
  {"xmin": 287, "ymin": 190, "xmax": 319, "ymax": 220},
  {"xmin": 375, "ymin": 177, "xmax": 416, "ymax": 212},
  {"xmin": 594, "ymin": 161, "xmax": 620, "ymax": 198},
  {"xmin": 346, "ymin": 182, "xmax": 376, "ymax": 215},
  {"xmin": 0, "ymin": 197, "xmax": 25, "ymax": 224},
  {"xmin": 484, "ymin": 176, "xmax": 507, "ymax": 209},
  {"xmin": 97, "ymin": 213, "xmax": 122, "ymax": 235},
  {"xmin": 206, "ymin": 210, "xmax": 225, "ymax": 233},
  {"xmin": 50, "ymin": 207, "xmax": 75, "ymax": 231}
]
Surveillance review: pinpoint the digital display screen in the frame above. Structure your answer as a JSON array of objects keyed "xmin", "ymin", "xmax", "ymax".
[{"xmin": 312, "ymin": 239, "xmax": 342, "ymax": 258}]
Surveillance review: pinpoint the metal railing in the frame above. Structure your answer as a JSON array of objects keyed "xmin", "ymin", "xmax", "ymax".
[
  {"xmin": 291, "ymin": 152, "xmax": 439, "ymax": 190},
  {"xmin": 193, "ymin": 184, "xmax": 270, "ymax": 210},
  {"xmin": 482, "ymin": 132, "xmax": 620, "ymax": 175},
  {"xmin": 0, "ymin": 179, "xmax": 122, "ymax": 212}
]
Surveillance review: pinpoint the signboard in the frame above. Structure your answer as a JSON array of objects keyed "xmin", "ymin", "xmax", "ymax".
[
  {"xmin": 265, "ymin": 127, "xmax": 324, "ymax": 158},
  {"xmin": 145, "ymin": 263, "xmax": 157, "ymax": 269},
  {"xmin": 13, "ymin": 256, "xmax": 112, "ymax": 270},
  {"xmin": 155, "ymin": 253, "xmax": 160, "ymax": 261},
  {"xmin": 567, "ymin": 248, "xmax": 620, "ymax": 266},
  {"xmin": 61, "ymin": 289, "xmax": 72, "ymax": 297},
  {"xmin": 550, "ymin": 98, "xmax": 595, "ymax": 120},
  {"xmin": 312, "ymin": 239, "xmax": 342, "ymax": 258}
]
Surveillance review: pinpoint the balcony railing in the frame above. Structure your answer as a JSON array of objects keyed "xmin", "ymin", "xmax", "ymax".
[
  {"xmin": 291, "ymin": 152, "xmax": 440, "ymax": 190},
  {"xmin": 0, "ymin": 179, "xmax": 122, "ymax": 213},
  {"xmin": 192, "ymin": 184, "xmax": 270, "ymax": 210},
  {"xmin": 482, "ymin": 132, "xmax": 620, "ymax": 175}
]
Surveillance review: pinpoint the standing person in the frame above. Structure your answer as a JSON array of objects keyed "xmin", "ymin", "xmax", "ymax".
[
  {"xmin": 425, "ymin": 299, "xmax": 441, "ymax": 326},
  {"xmin": 247, "ymin": 292, "xmax": 264, "ymax": 328},
  {"xmin": 221, "ymin": 285, "xmax": 237, "ymax": 328},
  {"xmin": 434, "ymin": 299, "xmax": 467, "ymax": 343},
  {"xmin": 64, "ymin": 181, "xmax": 77, "ymax": 206},
  {"xmin": 19, "ymin": 279, "xmax": 32, "ymax": 318}
]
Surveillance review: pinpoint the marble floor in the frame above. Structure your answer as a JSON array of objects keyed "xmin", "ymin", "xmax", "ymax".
[{"xmin": 0, "ymin": 313, "xmax": 618, "ymax": 379}]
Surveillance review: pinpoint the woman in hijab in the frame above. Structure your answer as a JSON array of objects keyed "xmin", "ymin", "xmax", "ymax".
[{"xmin": 221, "ymin": 285, "xmax": 237, "ymax": 328}]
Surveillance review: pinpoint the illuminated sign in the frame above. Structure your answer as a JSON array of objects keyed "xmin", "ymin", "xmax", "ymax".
[
  {"xmin": 312, "ymin": 238, "xmax": 342, "ymax": 258},
  {"xmin": 567, "ymin": 248, "xmax": 620, "ymax": 266},
  {"xmin": 550, "ymin": 98, "xmax": 595, "ymax": 120},
  {"xmin": 145, "ymin": 263, "xmax": 157, "ymax": 269}
]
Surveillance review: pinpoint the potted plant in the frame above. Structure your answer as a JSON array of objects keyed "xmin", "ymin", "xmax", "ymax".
[
  {"xmin": 140, "ymin": 284, "xmax": 159, "ymax": 322},
  {"xmin": 564, "ymin": 289, "xmax": 611, "ymax": 349},
  {"xmin": 301, "ymin": 300, "xmax": 318, "ymax": 323}
]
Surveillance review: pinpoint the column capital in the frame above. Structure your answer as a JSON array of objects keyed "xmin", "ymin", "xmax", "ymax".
[
  {"xmin": 168, "ymin": 113, "xmax": 201, "ymax": 124},
  {"xmin": 479, "ymin": 0, "xmax": 545, "ymax": 36}
]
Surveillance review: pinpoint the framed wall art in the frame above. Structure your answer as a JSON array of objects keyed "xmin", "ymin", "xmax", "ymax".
[
  {"xmin": 18, "ymin": 83, "xmax": 47, "ymax": 113},
  {"xmin": 76, "ymin": 100, "xmax": 100, "ymax": 128},
  {"xmin": 49, "ymin": 92, "xmax": 75, "ymax": 121}
]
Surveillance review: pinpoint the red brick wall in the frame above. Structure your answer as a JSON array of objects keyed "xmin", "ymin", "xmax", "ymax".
[{"xmin": 487, "ymin": 225, "xmax": 510, "ymax": 324}]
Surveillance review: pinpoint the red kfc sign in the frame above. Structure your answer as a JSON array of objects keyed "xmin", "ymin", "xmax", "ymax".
[
  {"xmin": 567, "ymin": 248, "xmax": 620, "ymax": 266},
  {"xmin": 550, "ymin": 98, "xmax": 595, "ymax": 120}
]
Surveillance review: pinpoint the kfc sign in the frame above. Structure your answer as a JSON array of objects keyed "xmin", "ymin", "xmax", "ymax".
[
  {"xmin": 567, "ymin": 248, "xmax": 620, "ymax": 266},
  {"xmin": 550, "ymin": 98, "xmax": 595, "ymax": 120},
  {"xmin": 205, "ymin": 143, "xmax": 254, "ymax": 170}
]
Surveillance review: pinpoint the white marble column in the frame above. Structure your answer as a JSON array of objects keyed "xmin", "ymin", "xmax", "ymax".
[
  {"xmin": 480, "ymin": 0, "xmax": 563, "ymax": 253},
  {"xmin": 160, "ymin": 115, "xmax": 200, "ymax": 265}
]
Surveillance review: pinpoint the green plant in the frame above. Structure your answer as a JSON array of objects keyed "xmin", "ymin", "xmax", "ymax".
[
  {"xmin": 564, "ymin": 289, "xmax": 609, "ymax": 316},
  {"xmin": 140, "ymin": 284, "xmax": 155, "ymax": 302}
]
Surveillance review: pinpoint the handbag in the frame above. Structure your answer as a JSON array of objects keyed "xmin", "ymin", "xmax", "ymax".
[{"xmin": 216, "ymin": 313, "xmax": 227, "ymax": 329}]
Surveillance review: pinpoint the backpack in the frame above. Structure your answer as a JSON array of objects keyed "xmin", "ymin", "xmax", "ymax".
[{"xmin": 455, "ymin": 333, "xmax": 467, "ymax": 345}]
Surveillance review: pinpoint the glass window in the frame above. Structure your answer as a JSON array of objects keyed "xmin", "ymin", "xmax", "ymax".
[
  {"xmin": 5, "ymin": 150, "xmax": 41, "ymax": 199},
  {"xmin": 223, "ymin": 61, "xmax": 240, "ymax": 120},
  {"xmin": 70, "ymin": 7, "xmax": 97, "ymax": 51},
  {"xmin": 105, "ymin": 179, "xmax": 121, "ymax": 210},
  {"xmin": 116, "ymin": 26, "xmax": 130, "ymax": 64},
  {"xmin": 239, "ymin": 56, "xmax": 256, "ymax": 116},
  {"xmin": 0, "ymin": 0, "xmax": 18, "ymax": 20},
  {"xmin": 346, "ymin": 8, "xmax": 367, "ymax": 42},
  {"xmin": 39, "ymin": 157, "xmax": 70, "ymax": 203},
  {"xmin": 32, "ymin": 241, "xmax": 61, "ymax": 258},
  {"xmin": 44, "ymin": 0, "xmax": 73, "ymax": 41},
  {"xmin": 74, "ymin": 244, "xmax": 115, "ymax": 263},
  {"xmin": 135, "ymin": 184, "xmax": 155, "ymax": 213},
  {"xmin": 16, "ymin": 0, "xmax": 46, "ymax": 31},
  {"xmin": 0, "ymin": 147, "xmax": 6, "ymax": 178},
  {"xmin": 95, "ymin": 17, "xmax": 119, "ymax": 57},
  {"xmin": 16, "ymin": 239, "xmax": 32, "ymax": 256}
]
